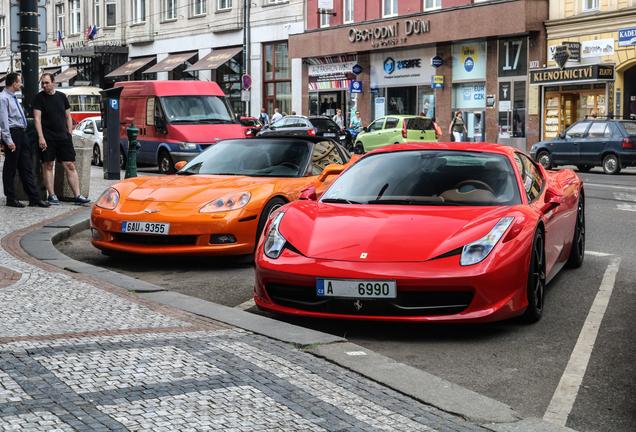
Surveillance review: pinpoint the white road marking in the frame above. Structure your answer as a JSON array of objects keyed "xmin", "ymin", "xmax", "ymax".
[
  {"xmin": 616, "ymin": 203, "xmax": 636, "ymax": 212},
  {"xmin": 583, "ymin": 182, "xmax": 636, "ymax": 191},
  {"xmin": 613, "ymin": 192, "xmax": 636, "ymax": 201},
  {"xmin": 586, "ymin": 251, "xmax": 613, "ymax": 257},
  {"xmin": 543, "ymin": 257, "xmax": 621, "ymax": 426},
  {"xmin": 234, "ymin": 298, "xmax": 256, "ymax": 310}
]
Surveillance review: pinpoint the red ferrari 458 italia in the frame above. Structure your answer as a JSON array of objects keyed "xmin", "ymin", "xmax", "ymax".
[{"xmin": 254, "ymin": 142, "xmax": 585, "ymax": 323}]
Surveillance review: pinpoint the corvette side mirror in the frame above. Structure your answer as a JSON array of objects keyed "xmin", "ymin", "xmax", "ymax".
[
  {"xmin": 299, "ymin": 184, "xmax": 317, "ymax": 201},
  {"xmin": 318, "ymin": 163, "xmax": 344, "ymax": 182},
  {"xmin": 540, "ymin": 187, "xmax": 565, "ymax": 214},
  {"xmin": 174, "ymin": 161, "xmax": 187, "ymax": 171}
]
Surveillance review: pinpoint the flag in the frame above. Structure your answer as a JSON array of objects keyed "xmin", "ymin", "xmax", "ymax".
[
  {"xmin": 56, "ymin": 30, "xmax": 62, "ymax": 47},
  {"xmin": 89, "ymin": 25, "xmax": 97, "ymax": 41},
  {"xmin": 85, "ymin": 26, "xmax": 91, "ymax": 41}
]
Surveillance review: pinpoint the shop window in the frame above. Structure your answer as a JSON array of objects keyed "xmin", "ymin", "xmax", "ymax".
[
  {"xmin": 106, "ymin": 2, "xmax": 116, "ymax": 27},
  {"xmin": 344, "ymin": 0, "xmax": 354, "ymax": 23},
  {"xmin": 583, "ymin": 0, "xmax": 598, "ymax": 11},
  {"xmin": 263, "ymin": 42, "xmax": 291, "ymax": 115},
  {"xmin": 193, "ymin": 0, "xmax": 207, "ymax": 15},
  {"xmin": 419, "ymin": 86, "xmax": 434, "ymax": 118},
  {"xmin": 383, "ymin": 0, "xmax": 398, "ymax": 17},
  {"xmin": 424, "ymin": 0, "xmax": 441, "ymax": 10},
  {"xmin": 217, "ymin": 55, "xmax": 242, "ymax": 115}
]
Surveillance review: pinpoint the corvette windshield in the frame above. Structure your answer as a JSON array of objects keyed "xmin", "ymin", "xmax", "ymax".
[
  {"xmin": 322, "ymin": 150, "xmax": 522, "ymax": 206},
  {"xmin": 178, "ymin": 139, "xmax": 311, "ymax": 177}
]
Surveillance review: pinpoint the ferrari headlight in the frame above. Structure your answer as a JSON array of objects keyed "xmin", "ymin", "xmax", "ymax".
[
  {"xmin": 460, "ymin": 217, "xmax": 514, "ymax": 266},
  {"xmin": 178, "ymin": 141, "xmax": 198, "ymax": 150},
  {"xmin": 95, "ymin": 187, "xmax": 120, "ymax": 210},
  {"xmin": 263, "ymin": 212, "xmax": 286, "ymax": 259},
  {"xmin": 200, "ymin": 192, "xmax": 251, "ymax": 213}
]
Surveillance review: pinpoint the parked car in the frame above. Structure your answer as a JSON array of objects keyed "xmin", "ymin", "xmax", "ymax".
[
  {"xmin": 354, "ymin": 115, "xmax": 437, "ymax": 154},
  {"xmin": 91, "ymin": 136, "xmax": 353, "ymax": 257},
  {"xmin": 239, "ymin": 116, "xmax": 263, "ymax": 137},
  {"xmin": 530, "ymin": 119, "xmax": 636, "ymax": 174},
  {"xmin": 72, "ymin": 116, "xmax": 103, "ymax": 166},
  {"xmin": 254, "ymin": 142, "xmax": 585, "ymax": 323},
  {"xmin": 257, "ymin": 115, "xmax": 349, "ymax": 148}
]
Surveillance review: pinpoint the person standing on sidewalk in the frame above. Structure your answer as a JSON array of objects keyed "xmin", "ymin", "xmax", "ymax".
[
  {"xmin": 0, "ymin": 73, "xmax": 51, "ymax": 208},
  {"xmin": 271, "ymin": 107, "xmax": 283, "ymax": 123},
  {"xmin": 33, "ymin": 73, "xmax": 90, "ymax": 205}
]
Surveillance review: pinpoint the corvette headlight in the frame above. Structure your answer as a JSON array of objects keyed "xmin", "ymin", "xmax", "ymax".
[
  {"xmin": 263, "ymin": 212, "xmax": 286, "ymax": 259},
  {"xmin": 95, "ymin": 187, "xmax": 120, "ymax": 210},
  {"xmin": 178, "ymin": 141, "xmax": 198, "ymax": 150},
  {"xmin": 460, "ymin": 217, "xmax": 514, "ymax": 266},
  {"xmin": 200, "ymin": 192, "xmax": 251, "ymax": 213}
]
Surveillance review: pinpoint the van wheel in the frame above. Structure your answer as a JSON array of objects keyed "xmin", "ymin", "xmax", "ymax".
[
  {"xmin": 158, "ymin": 150, "xmax": 176, "ymax": 175},
  {"xmin": 120, "ymin": 149, "xmax": 127, "ymax": 170},
  {"xmin": 602, "ymin": 154, "xmax": 621, "ymax": 175}
]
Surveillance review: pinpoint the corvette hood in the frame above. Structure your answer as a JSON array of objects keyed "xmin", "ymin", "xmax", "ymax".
[
  {"xmin": 279, "ymin": 203, "xmax": 514, "ymax": 262},
  {"xmin": 123, "ymin": 175, "xmax": 271, "ymax": 203}
]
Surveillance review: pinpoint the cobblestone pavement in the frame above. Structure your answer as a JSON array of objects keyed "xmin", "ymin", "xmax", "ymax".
[{"xmin": 0, "ymin": 167, "xmax": 488, "ymax": 431}]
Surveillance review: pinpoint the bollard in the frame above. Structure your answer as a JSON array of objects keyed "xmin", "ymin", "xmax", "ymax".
[{"xmin": 125, "ymin": 121, "xmax": 141, "ymax": 179}]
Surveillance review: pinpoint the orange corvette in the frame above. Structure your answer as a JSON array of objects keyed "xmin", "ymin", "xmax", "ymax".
[{"xmin": 91, "ymin": 136, "xmax": 352, "ymax": 256}]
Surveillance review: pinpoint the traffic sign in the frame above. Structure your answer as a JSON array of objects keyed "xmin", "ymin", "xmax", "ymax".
[
  {"xmin": 241, "ymin": 90, "xmax": 251, "ymax": 102},
  {"xmin": 10, "ymin": 5, "xmax": 47, "ymax": 53},
  {"xmin": 242, "ymin": 74, "xmax": 252, "ymax": 90}
]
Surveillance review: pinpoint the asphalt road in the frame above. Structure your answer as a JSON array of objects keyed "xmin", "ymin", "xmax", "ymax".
[{"xmin": 57, "ymin": 165, "xmax": 636, "ymax": 431}]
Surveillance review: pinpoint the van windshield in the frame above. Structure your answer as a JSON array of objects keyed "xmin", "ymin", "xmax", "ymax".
[{"xmin": 160, "ymin": 95, "xmax": 237, "ymax": 124}]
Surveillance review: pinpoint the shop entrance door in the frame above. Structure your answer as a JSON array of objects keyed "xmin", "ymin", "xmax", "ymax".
[
  {"xmin": 497, "ymin": 80, "xmax": 527, "ymax": 150},
  {"xmin": 311, "ymin": 91, "xmax": 346, "ymax": 118}
]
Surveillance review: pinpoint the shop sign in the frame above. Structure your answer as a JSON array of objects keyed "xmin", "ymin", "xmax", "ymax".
[
  {"xmin": 370, "ymin": 47, "xmax": 435, "ymax": 87},
  {"xmin": 553, "ymin": 45, "xmax": 571, "ymax": 70},
  {"xmin": 462, "ymin": 85, "xmax": 485, "ymax": 102},
  {"xmin": 486, "ymin": 94, "xmax": 496, "ymax": 109},
  {"xmin": 38, "ymin": 56, "xmax": 62, "ymax": 67},
  {"xmin": 431, "ymin": 75, "xmax": 444, "ymax": 88},
  {"xmin": 455, "ymin": 83, "xmax": 486, "ymax": 109},
  {"xmin": 562, "ymin": 42, "xmax": 581, "ymax": 61},
  {"xmin": 608, "ymin": 82, "xmax": 614, "ymax": 116},
  {"xmin": 618, "ymin": 27, "xmax": 636, "ymax": 46},
  {"xmin": 352, "ymin": 64, "xmax": 362, "ymax": 75},
  {"xmin": 308, "ymin": 61, "xmax": 355, "ymax": 76},
  {"xmin": 581, "ymin": 38, "xmax": 615, "ymax": 57},
  {"xmin": 431, "ymin": 56, "xmax": 443, "ymax": 68},
  {"xmin": 452, "ymin": 42, "xmax": 486, "ymax": 81},
  {"xmin": 529, "ymin": 64, "xmax": 615, "ymax": 84},
  {"xmin": 348, "ymin": 19, "xmax": 430, "ymax": 49},
  {"xmin": 349, "ymin": 81, "xmax": 362, "ymax": 93},
  {"xmin": 375, "ymin": 97, "xmax": 386, "ymax": 117}
]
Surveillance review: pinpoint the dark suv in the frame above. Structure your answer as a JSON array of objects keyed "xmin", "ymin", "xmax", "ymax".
[
  {"xmin": 530, "ymin": 119, "xmax": 636, "ymax": 174},
  {"xmin": 257, "ymin": 115, "xmax": 349, "ymax": 148}
]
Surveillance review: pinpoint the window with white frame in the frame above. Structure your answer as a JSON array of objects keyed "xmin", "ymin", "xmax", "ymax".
[
  {"xmin": 106, "ymin": 1, "xmax": 116, "ymax": 26},
  {"xmin": 56, "ymin": 4, "xmax": 65, "ymax": 36},
  {"xmin": 218, "ymin": 0, "xmax": 232, "ymax": 10},
  {"xmin": 268, "ymin": 0, "xmax": 285, "ymax": 4},
  {"xmin": 95, "ymin": 0, "xmax": 100, "ymax": 27},
  {"xmin": 424, "ymin": 0, "xmax": 441, "ymax": 10},
  {"xmin": 344, "ymin": 0, "xmax": 353, "ymax": 23},
  {"xmin": 70, "ymin": 0, "xmax": 81, "ymax": 34},
  {"xmin": 320, "ymin": 10, "xmax": 330, "ymax": 27},
  {"xmin": 0, "ymin": 17, "xmax": 6, "ymax": 48},
  {"xmin": 583, "ymin": 0, "xmax": 598, "ymax": 10},
  {"xmin": 193, "ymin": 0, "xmax": 207, "ymax": 15},
  {"xmin": 383, "ymin": 0, "xmax": 398, "ymax": 17},
  {"xmin": 133, "ymin": 0, "xmax": 146, "ymax": 23},
  {"xmin": 165, "ymin": 0, "xmax": 177, "ymax": 19}
]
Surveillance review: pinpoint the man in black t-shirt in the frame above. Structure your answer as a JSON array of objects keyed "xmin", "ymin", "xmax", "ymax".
[{"xmin": 33, "ymin": 73, "xmax": 90, "ymax": 204}]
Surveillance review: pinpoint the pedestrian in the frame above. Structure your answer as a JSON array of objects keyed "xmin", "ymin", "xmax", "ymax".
[
  {"xmin": 349, "ymin": 110, "xmax": 362, "ymax": 133},
  {"xmin": 259, "ymin": 108, "xmax": 269, "ymax": 125},
  {"xmin": 291, "ymin": 111, "xmax": 296, "ymax": 115},
  {"xmin": 590, "ymin": 110, "xmax": 598, "ymax": 118},
  {"xmin": 431, "ymin": 117, "xmax": 442, "ymax": 139},
  {"xmin": 0, "ymin": 72, "xmax": 51, "ymax": 208},
  {"xmin": 333, "ymin": 109, "xmax": 344, "ymax": 128},
  {"xmin": 33, "ymin": 73, "xmax": 90, "ymax": 205},
  {"xmin": 448, "ymin": 111, "xmax": 467, "ymax": 142},
  {"xmin": 271, "ymin": 107, "xmax": 283, "ymax": 123}
]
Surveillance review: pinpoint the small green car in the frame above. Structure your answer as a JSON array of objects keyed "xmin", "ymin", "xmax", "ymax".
[{"xmin": 354, "ymin": 115, "xmax": 437, "ymax": 153}]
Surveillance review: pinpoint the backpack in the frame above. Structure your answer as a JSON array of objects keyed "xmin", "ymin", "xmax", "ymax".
[{"xmin": 259, "ymin": 114, "xmax": 265, "ymax": 124}]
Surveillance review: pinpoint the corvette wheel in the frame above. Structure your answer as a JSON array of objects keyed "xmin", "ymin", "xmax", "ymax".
[
  {"xmin": 602, "ymin": 154, "xmax": 621, "ymax": 175},
  {"xmin": 566, "ymin": 195, "xmax": 585, "ymax": 268},
  {"xmin": 255, "ymin": 197, "xmax": 286, "ymax": 251},
  {"xmin": 537, "ymin": 151, "xmax": 553, "ymax": 170},
  {"xmin": 522, "ymin": 229, "xmax": 546, "ymax": 323}
]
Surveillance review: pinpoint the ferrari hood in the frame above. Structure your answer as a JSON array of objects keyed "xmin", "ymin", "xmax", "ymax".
[
  {"xmin": 279, "ymin": 203, "xmax": 514, "ymax": 262},
  {"xmin": 123, "ymin": 175, "xmax": 271, "ymax": 203}
]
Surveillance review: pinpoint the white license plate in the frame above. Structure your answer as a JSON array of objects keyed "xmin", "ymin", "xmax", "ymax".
[
  {"xmin": 323, "ymin": 133, "xmax": 336, "ymax": 137},
  {"xmin": 339, "ymin": 135, "xmax": 346, "ymax": 140},
  {"xmin": 122, "ymin": 221, "xmax": 170, "ymax": 235},
  {"xmin": 317, "ymin": 279, "xmax": 397, "ymax": 298}
]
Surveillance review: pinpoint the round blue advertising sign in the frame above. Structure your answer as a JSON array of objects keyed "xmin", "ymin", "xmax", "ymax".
[
  {"xmin": 352, "ymin": 64, "xmax": 362, "ymax": 75},
  {"xmin": 464, "ymin": 56, "xmax": 475, "ymax": 72}
]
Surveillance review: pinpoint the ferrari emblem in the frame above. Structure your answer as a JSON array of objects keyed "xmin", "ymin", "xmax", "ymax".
[
  {"xmin": 144, "ymin": 209, "xmax": 160, "ymax": 214},
  {"xmin": 353, "ymin": 300, "xmax": 362, "ymax": 311},
  {"xmin": 360, "ymin": 253, "xmax": 368, "ymax": 259}
]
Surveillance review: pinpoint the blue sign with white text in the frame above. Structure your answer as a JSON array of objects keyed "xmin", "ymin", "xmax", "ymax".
[
  {"xmin": 352, "ymin": 64, "xmax": 362, "ymax": 75},
  {"xmin": 431, "ymin": 55, "xmax": 443, "ymax": 68},
  {"xmin": 619, "ymin": 27, "xmax": 636, "ymax": 46},
  {"xmin": 349, "ymin": 81, "xmax": 362, "ymax": 93}
]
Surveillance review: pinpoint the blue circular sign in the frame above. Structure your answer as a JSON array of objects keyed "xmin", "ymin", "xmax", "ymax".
[
  {"xmin": 352, "ymin": 64, "xmax": 362, "ymax": 75},
  {"xmin": 464, "ymin": 56, "xmax": 474, "ymax": 73}
]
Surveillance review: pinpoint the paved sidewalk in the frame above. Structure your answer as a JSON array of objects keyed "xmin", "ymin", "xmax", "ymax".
[{"xmin": 0, "ymin": 167, "xmax": 574, "ymax": 431}]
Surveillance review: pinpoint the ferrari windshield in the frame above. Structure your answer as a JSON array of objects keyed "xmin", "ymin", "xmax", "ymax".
[
  {"xmin": 178, "ymin": 139, "xmax": 311, "ymax": 177},
  {"xmin": 322, "ymin": 150, "xmax": 522, "ymax": 206},
  {"xmin": 160, "ymin": 96, "xmax": 237, "ymax": 123}
]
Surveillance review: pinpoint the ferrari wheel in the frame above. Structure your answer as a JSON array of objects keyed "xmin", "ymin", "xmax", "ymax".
[
  {"xmin": 255, "ymin": 197, "xmax": 286, "ymax": 249},
  {"xmin": 566, "ymin": 195, "xmax": 585, "ymax": 268},
  {"xmin": 602, "ymin": 154, "xmax": 621, "ymax": 175},
  {"xmin": 537, "ymin": 151, "xmax": 553, "ymax": 170},
  {"xmin": 522, "ymin": 229, "xmax": 546, "ymax": 323}
]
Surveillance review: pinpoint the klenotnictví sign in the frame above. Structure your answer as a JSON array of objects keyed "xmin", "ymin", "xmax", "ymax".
[{"xmin": 529, "ymin": 64, "xmax": 614, "ymax": 84}]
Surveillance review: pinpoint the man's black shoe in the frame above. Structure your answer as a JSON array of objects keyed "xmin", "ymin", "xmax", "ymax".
[
  {"xmin": 6, "ymin": 199, "xmax": 25, "ymax": 208},
  {"xmin": 29, "ymin": 200, "xmax": 51, "ymax": 208}
]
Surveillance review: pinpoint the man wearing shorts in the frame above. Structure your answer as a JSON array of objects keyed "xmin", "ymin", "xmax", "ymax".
[{"xmin": 33, "ymin": 73, "xmax": 90, "ymax": 204}]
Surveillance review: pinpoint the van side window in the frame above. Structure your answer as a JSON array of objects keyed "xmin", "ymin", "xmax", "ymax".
[{"xmin": 146, "ymin": 97, "xmax": 155, "ymax": 126}]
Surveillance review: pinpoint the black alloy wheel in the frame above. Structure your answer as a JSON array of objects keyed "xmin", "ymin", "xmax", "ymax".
[
  {"xmin": 537, "ymin": 151, "xmax": 553, "ymax": 170},
  {"xmin": 602, "ymin": 154, "xmax": 621, "ymax": 175},
  {"xmin": 566, "ymin": 195, "xmax": 585, "ymax": 268},
  {"xmin": 254, "ymin": 197, "xmax": 286, "ymax": 253},
  {"xmin": 354, "ymin": 142, "xmax": 365, "ymax": 154},
  {"xmin": 158, "ymin": 150, "xmax": 176, "ymax": 175},
  {"xmin": 522, "ymin": 229, "xmax": 546, "ymax": 323},
  {"xmin": 92, "ymin": 144, "xmax": 101, "ymax": 166}
]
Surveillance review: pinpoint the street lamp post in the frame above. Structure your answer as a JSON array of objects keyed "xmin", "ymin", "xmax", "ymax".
[{"xmin": 242, "ymin": 0, "xmax": 247, "ymax": 117}]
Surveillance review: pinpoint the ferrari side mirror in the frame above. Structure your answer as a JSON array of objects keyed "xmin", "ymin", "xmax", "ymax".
[
  {"xmin": 299, "ymin": 184, "xmax": 317, "ymax": 201},
  {"xmin": 540, "ymin": 187, "xmax": 565, "ymax": 214},
  {"xmin": 318, "ymin": 163, "xmax": 344, "ymax": 182}
]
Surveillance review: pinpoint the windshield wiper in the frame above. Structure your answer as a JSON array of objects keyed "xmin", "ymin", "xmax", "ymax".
[
  {"xmin": 367, "ymin": 199, "xmax": 460, "ymax": 206},
  {"xmin": 321, "ymin": 198, "xmax": 361, "ymax": 204},
  {"xmin": 198, "ymin": 119, "xmax": 234, "ymax": 124}
]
